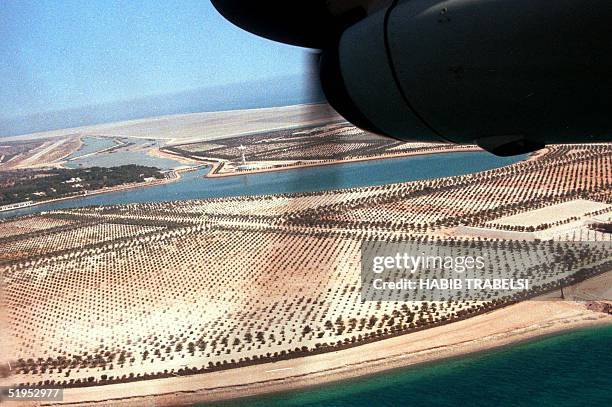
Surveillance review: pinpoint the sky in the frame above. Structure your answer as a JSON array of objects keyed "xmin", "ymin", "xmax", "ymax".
[{"xmin": 0, "ymin": 0, "xmax": 308, "ymax": 123}]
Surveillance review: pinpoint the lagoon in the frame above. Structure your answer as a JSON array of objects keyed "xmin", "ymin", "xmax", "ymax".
[
  {"xmin": 65, "ymin": 137, "xmax": 183, "ymax": 169},
  {"xmin": 66, "ymin": 136, "xmax": 118, "ymax": 160},
  {"xmin": 0, "ymin": 151, "xmax": 524, "ymax": 219}
]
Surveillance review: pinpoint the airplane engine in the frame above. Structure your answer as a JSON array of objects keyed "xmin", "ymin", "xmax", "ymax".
[{"xmin": 213, "ymin": 0, "xmax": 612, "ymax": 155}]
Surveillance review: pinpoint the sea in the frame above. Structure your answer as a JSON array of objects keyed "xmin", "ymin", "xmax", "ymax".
[
  {"xmin": 205, "ymin": 325, "xmax": 612, "ymax": 407},
  {"xmin": 3, "ymin": 149, "xmax": 609, "ymax": 406}
]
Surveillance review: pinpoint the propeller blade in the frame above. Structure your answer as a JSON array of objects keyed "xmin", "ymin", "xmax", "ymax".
[{"xmin": 303, "ymin": 50, "xmax": 338, "ymax": 123}]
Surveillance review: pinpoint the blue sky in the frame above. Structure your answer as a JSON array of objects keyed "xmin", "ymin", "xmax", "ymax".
[{"xmin": 0, "ymin": 0, "xmax": 307, "ymax": 121}]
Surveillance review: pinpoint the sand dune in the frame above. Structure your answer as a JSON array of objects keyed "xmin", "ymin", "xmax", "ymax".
[{"xmin": 1, "ymin": 104, "xmax": 342, "ymax": 145}]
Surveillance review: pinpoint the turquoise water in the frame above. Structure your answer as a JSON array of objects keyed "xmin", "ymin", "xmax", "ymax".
[
  {"xmin": 3, "ymin": 148, "xmax": 608, "ymax": 405},
  {"xmin": 208, "ymin": 325, "xmax": 612, "ymax": 407},
  {"xmin": 0, "ymin": 151, "xmax": 523, "ymax": 219}
]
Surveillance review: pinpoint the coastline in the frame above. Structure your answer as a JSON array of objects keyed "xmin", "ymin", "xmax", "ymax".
[
  {"xmin": 197, "ymin": 146, "xmax": 483, "ymax": 179},
  {"xmin": 147, "ymin": 146, "xmax": 209, "ymax": 166},
  {"xmin": 63, "ymin": 137, "xmax": 126, "ymax": 162},
  {"xmin": 46, "ymin": 297, "xmax": 612, "ymax": 406},
  {"xmin": 1, "ymin": 143, "xmax": 607, "ymax": 406},
  {"xmin": 0, "ymin": 145, "xmax": 507, "ymax": 217},
  {"xmin": 0, "ymin": 171, "xmax": 182, "ymax": 217}
]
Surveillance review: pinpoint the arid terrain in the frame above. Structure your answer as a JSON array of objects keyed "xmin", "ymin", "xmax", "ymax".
[
  {"xmin": 1, "ymin": 104, "xmax": 453, "ymax": 176},
  {"xmin": 0, "ymin": 143, "xmax": 610, "ymax": 405},
  {"xmin": 0, "ymin": 104, "xmax": 342, "ymax": 145},
  {"xmin": 0, "ymin": 136, "xmax": 82, "ymax": 170}
]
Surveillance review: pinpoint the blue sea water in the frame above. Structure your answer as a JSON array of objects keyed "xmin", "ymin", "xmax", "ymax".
[
  {"xmin": 0, "ymin": 151, "xmax": 524, "ymax": 219},
  {"xmin": 207, "ymin": 325, "xmax": 612, "ymax": 407},
  {"xmin": 3, "ymin": 147, "xmax": 608, "ymax": 405}
]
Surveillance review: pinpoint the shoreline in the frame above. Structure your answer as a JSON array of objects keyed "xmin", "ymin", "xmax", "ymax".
[
  {"xmin": 0, "ymin": 146, "xmax": 493, "ymax": 217},
  {"xmin": 63, "ymin": 137, "xmax": 126, "ymax": 162},
  {"xmin": 147, "ymin": 146, "xmax": 209, "ymax": 166},
  {"xmin": 46, "ymin": 298, "xmax": 612, "ymax": 406},
  {"xmin": 0, "ymin": 171, "xmax": 182, "ymax": 217},
  {"xmin": 0, "ymin": 144, "xmax": 539, "ymax": 218},
  {"xmin": 2, "ymin": 143, "xmax": 608, "ymax": 405},
  {"xmin": 198, "ymin": 146, "xmax": 483, "ymax": 178}
]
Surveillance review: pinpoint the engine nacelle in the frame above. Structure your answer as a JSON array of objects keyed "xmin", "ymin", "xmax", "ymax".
[
  {"xmin": 212, "ymin": 0, "xmax": 612, "ymax": 155},
  {"xmin": 323, "ymin": 0, "xmax": 612, "ymax": 155}
]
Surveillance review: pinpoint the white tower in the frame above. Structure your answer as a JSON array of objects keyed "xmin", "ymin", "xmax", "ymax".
[{"xmin": 237, "ymin": 144, "xmax": 247, "ymax": 166}]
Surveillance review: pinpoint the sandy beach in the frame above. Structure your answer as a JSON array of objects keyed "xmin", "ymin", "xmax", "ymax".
[
  {"xmin": 47, "ymin": 296, "xmax": 612, "ymax": 406},
  {"xmin": 1, "ymin": 104, "xmax": 341, "ymax": 144},
  {"xmin": 4, "ymin": 4, "xmax": 612, "ymax": 405},
  {"xmin": 3, "ymin": 143, "xmax": 609, "ymax": 407},
  {"xmin": 147, "ymin": 146, "xmax": 210, "ymax": 167}
]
